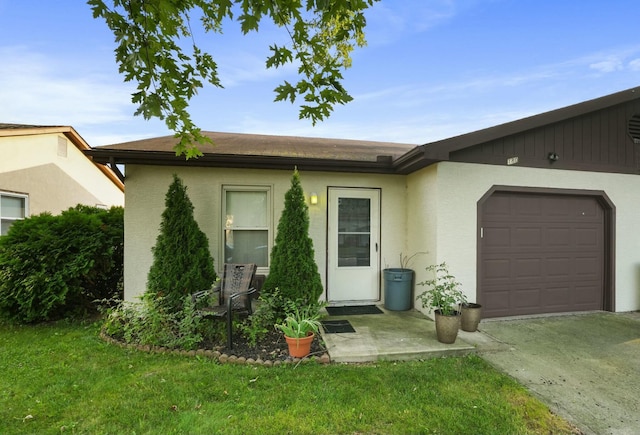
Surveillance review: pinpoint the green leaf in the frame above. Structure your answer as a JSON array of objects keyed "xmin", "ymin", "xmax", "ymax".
[{"xmin": 90, "ymin": 0, "xmax": 380, "ymax": 157}]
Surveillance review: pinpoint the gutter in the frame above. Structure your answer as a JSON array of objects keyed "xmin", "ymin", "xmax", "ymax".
[{"xmin": 84, "ymin": 149, "xmax": 402, "ymax": 175}]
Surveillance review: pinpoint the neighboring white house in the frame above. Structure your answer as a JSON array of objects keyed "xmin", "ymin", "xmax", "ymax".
[
  {"xmin": 87, "ymin": 87, "xmax": 640, "ymax": 318},
  {"xmin": 0, "ymin": 124, "xmax": 124, "ymax": 235}
]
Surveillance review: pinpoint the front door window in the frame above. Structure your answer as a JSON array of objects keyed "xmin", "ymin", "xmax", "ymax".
[{"xmin": 338, "ymin": 198, "xmax": 371, "ymax": 267}]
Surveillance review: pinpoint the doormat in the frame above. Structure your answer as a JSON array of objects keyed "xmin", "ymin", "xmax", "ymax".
[
  {"xmin": 321, "ymin": 320, "xmax": 356, "ymax": 334},
  {"xmin": 326, "ymin": 305, "xmax": 383, "ymax": 316}
]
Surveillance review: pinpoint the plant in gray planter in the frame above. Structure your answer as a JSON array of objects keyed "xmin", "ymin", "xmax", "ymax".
[{"xmin": 415, "ymin": 262, "xmax": 467, "ymax": 344}]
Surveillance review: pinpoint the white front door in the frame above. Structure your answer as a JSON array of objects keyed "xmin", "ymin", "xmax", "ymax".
[{"xmin": 327, "ymin": 188, "xmax": 380, "ymax": 304}]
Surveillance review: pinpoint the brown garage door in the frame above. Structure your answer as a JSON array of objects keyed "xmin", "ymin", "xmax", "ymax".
[{"xmin": 479, "ymin": 192, "xmax": 604, "ymax": 318}]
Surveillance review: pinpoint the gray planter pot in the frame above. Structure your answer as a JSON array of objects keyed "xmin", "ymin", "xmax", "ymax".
[
  {"xmin": 461, "ymin": 303, "xmax": 482, "ymax": 332},
  {"xmin": 434, "ymin": 310, "xmax": 460, "ymax": 344}
]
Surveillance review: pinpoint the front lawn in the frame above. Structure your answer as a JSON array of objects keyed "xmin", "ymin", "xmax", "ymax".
[{"xmin": 1, "ymin": 321, "xmax": 579, "ymax": 435}]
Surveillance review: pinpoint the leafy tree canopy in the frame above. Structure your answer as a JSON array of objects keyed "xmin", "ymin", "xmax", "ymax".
[{"xmin": 88, "ymin": 0, "xmax": 378, "ymax": 158}]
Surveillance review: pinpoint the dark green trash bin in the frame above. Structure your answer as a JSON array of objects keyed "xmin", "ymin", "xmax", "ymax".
[{"xmin": 383, "ymin": 268, "xmax": 414, "ymax": 311}]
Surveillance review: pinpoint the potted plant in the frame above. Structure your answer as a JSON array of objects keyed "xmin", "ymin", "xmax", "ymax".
[
  {"xmin": 275, "ymin": 307, "xmax": 322, "ymax": 358},
  {"xmin": 461, "ymin": 302, "xmax": 482, "ymax": 332},
  {"xmin": 415, "ymin": 262, "xmax": 467, "ymax": 343}
]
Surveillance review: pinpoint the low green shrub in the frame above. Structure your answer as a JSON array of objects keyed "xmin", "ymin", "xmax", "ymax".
[
  {"xmin": 0, "ymin": 205, "xmax": 123, "ymax": 323},
  {"xmin": 238, "ymin": 288, "xmax": 293, "ymax": 346},
  {"xmin": 102, "ymin": 294, "xmax": 206, "ymax": 350},
  {"xmin": 239, "ymin": 288, "xmax": 326, "ymax": 347}
]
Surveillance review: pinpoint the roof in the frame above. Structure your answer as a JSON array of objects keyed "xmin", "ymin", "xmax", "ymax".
[
  {"xmin": 395, "ymin": 86, "xmax": 640, "ymax": 173},
  {"xmin": 84, "ymin": 86, "xmax": 640, "ymax": 176},
  {"xmin": 87, "ymin": 131, "xmax": 418, "ymax": 174},
  {"xmin": 0, "ymin": 124, "xmax": 125, "ymax": 191}
]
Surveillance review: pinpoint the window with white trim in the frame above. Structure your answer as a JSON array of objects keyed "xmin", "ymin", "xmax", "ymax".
[
  {"xmin": 1, "ymin": 192, "xmax": 28, "ymax": 235},
  {"xmin": 222, "ymin": 186, "xmax": 270, "ymax": 267}
]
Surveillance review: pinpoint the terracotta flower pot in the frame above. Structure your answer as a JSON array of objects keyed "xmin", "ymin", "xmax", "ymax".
[
  {"xmin": 434, "ymin": 310, "xmax": 460, "ymax": 344},
  {"xmin": 285, "ymin": 332, "xmax": 315, "ymax": 358}
]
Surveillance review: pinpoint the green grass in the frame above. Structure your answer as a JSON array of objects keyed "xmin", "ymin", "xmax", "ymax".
[{"xmin": 0, "ymin": 321, "xmax": 578, "ymax": 435}]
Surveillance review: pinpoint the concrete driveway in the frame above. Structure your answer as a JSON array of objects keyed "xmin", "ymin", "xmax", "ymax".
[{"xmin": 475, "ymin": 312, "xmax": 640, "ymax": 435}]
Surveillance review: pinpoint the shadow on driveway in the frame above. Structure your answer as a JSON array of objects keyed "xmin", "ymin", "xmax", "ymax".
[{"xmin": 475, "ymin": 311, "xmax": 640, "ymax": 435}]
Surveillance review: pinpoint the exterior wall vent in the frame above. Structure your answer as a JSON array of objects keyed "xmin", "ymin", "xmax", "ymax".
[
  {"xmin": 629, "ymin": 114, "xmax": 640, "ymax": 144},
  {"xmin": 57, "ymin": 136, "xmax": 68, "ymax": 157}
]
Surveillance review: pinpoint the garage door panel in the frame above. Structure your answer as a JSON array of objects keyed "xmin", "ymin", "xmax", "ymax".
[
  {"xmin": 575, "ymin": 257, "xmax": 601, "ymax": 277},
  {"xmin": 544, "ymin": 286, "xmax": 571, "ymax": 309},
  {"xmin": 482, "ymin": 258, "xmax": 511, "ymax": 280},
  {"xmin": 547, "ymin": 227, "xmax": 571, "ymax": 246},
  {"xmin": 573, "ymin": 197, "xmax": 601, "ymax": 218},
  {"xmin": 574, "ymin": 284, "xmax": 601, "ymax": 306},
  {"xmin": 546, "ymin": 196, "xmax": 571, "ymax": 216},
  {"xmin": 514, "ymin": 227, "xmax": 542, "ymax": 247},
  {"xmin": 484, "ymin": 227, "xmax": 510, "ymax": 247},
  {"xmin": 484, "ymin": 194, "xmax": 511, "ymax": 217},
  {"xmin": 484, "ymin": 290, "xmax": 510, "ymax": 308},
  {"xmin": 546, "ymin": 257, "xmax": 572, "ymax": 277},
  {"xmin": 512, "ymin": 288, "xmax": 541, "ymax": 310},
  {"xmin": 480, "ymin": 192, "xmax": 605, "ymax": 318},
  {"xmin": 513, "ymin": 258, "xmax": 542, "ymax": 278},
  {"xmin": 513, "ymin": 196, "xmax": 542, "ymax": 217},
  {"xmin": 575, "ymin": 228, "xmax": 600, "ymax": 247}
]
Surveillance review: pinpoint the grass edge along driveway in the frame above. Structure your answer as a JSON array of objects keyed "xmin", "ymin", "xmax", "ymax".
[{"xmin": 0, "ymin": 321, "xmax": 580, "ymax": 435}]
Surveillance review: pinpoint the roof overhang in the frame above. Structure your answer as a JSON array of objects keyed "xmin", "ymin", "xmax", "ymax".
[{"xmin": 85, "ymin": 149, "xmax": 406, "ymax": 174}]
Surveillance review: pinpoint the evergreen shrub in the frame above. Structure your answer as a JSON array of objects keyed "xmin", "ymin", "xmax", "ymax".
[
  {"xmin": 262, "ymin": 169, "xmax": 323, "ymax": 315},
  {"xmin": 146, "ymin": 174, "xmax": 217, "ymax": 314},
  {"xmin": 0, "ymin": 205, "xmax": 124, "ymax": 323}
]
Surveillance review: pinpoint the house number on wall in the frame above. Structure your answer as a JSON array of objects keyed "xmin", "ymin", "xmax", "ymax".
[{"xmin": 507, "ymin": 157, "xmax": 519, "ymax": 165}]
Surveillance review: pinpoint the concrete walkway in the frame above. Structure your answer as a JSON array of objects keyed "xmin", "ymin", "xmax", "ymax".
[
  {"xmin": 320, "ymin": 306, "xmax": 478, "ymax": 363},
  {"xmin": 320, "ymin": 307, "xmax": 640, "ymax": 435},
  {"xmin": 478, "ymin": 312, "xmax": 640, "ymax": 435}
]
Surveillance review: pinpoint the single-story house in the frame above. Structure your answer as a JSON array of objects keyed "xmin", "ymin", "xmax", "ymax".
[
  {"xmin": 0, "ymin": 124, "xmax": 125, "ymax": 235},
  {"xmin": 86, "ymin": 86, "xmax": 640, "ymax": 318}
]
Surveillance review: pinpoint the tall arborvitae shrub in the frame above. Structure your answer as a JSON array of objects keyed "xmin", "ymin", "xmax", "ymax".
[
  {"xmin": 262, "ymin": 169, "xmax": 323, "ymax": 312},
  {"xmin": 146, "ymin": 174, "xmax": 216, "ymax": 313}
]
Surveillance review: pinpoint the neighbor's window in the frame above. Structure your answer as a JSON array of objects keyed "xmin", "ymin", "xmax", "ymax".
[
  {"xmin": 223, "ymin": 186, "xmax": 270, "ymax": 267},
  {"xmin": 1, "ymin": 192, "xmax": 28, "ymax": 235}
]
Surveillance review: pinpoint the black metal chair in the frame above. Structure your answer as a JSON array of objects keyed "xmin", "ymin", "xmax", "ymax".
[{"xmin": 191, "ymin": 263, "xmax": 257, "ymax": 349}]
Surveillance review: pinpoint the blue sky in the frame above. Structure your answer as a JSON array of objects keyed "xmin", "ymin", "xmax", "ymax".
[{"xmin": 1, "ymin": 1, "xmax": 639, "ymax": 147}]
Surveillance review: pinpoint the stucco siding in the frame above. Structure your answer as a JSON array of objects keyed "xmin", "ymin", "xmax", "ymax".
[
  {"xmin": 0, "ymin": 164, "xmax": 104, "ymax": 215},
  {"xmin": 0, "ymin": 134, "xmax": 57, "ymax": 171},
  {"xmin": 406, "ymin": 165, "xmax": 438, "ymax": 276},
  {"xmin": 0, "ymin": 133, "xmax": 124, "ymax": 210},
  {"xmin": 419, "ymin": 161, "xmax": 640, "ymax": 313},
  {"xmin": 123, "ymin": 165, "xmax": 407, "ymax": 301}
]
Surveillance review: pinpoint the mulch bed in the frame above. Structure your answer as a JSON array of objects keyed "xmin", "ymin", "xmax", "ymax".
[
  {"xmin": 205, "ymin": 329, "xmax": 328, "ymax": 362},
  {"xmin": 101, "ymin": 329, "xmax": 329, "ymax": 365}
]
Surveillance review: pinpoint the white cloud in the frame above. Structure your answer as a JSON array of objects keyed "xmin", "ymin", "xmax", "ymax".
[
  {"xmin": 364, "ymin": 0, "xmax": 458, "ymax": 46},
  {"xmin": 628, "ymin": 58, "xmax": 640, "ymax": 71},
  {"xmin": 0, "ymin": 46, "xmax": 134, "ymax": 127},
  {"xmin": 217, "ymin": 51, "xmax": 296, "ymax": 88},
  {"xmin": 589, "ymin": 59, "xmax": 623, "ymax": 73}
]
